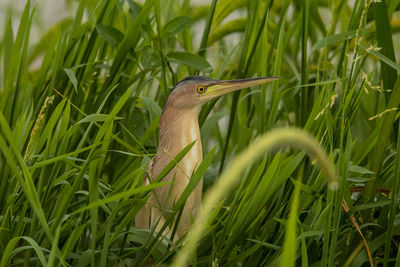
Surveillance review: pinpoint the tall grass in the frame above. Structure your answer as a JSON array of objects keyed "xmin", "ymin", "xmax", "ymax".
[{"xmin": 0, "ymin": 0, "xmax": 399, "ymax": 266}]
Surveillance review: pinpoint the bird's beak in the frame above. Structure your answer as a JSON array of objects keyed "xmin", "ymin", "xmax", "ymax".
[{"xmin": 202, "ymin": 77, "xmax": 279, "ymax": 97}]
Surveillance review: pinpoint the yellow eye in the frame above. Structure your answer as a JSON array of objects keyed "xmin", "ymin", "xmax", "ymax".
[{"xmin": 197, "ymin": 86, "xmax": 206, "ymax": 94}]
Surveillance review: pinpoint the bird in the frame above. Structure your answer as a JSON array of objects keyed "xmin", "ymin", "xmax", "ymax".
[{"xmin": 135, "ymin": 76, "xmax": 278, "ymax": 241}]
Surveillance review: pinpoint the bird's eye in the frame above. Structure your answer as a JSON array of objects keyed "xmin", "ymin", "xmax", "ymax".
[{"xmin": 197, "ymin": 86, "xmax": 206, "ymax": 94}]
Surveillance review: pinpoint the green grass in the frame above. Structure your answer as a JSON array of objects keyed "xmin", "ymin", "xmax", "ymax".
[{"xmin": 0, "ymin": 0, "xmax": 399, "ymax": 266}]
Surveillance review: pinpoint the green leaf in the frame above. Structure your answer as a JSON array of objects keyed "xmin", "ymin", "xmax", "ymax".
[
  {"xmin": 0, "ymin": 112, "xmax": 53, "ymax": 243},
  {"xmin": 347, "ymin": 177, "xmax": 370, "ymax": 183},
  {"xmin": 76, "ymin": 114, "xmax": 123, "ymax": 124},
  {"xmin": 71, "ymin": 182, "xmax": 168, "ymax": 215},
  {"xmin": 141, "ymin": 45, "xmax": 160, "ymax": 69},
  {"xmin": 199, "ymin": 0, "xmax": 217, "ymax": 57},
  {"xmin": 280, "ymin": 175, "xmax": 301, "ymax": 267},
  {"xmin": 95, "ymin": 24, "xmax": 124, "ymax": 47},
  {"xmin": 361, "ymin": 44, "xmax": 400, "ymax": 72},
  {"xmin": 310, "ymin": 30, "xmax": 356, "ymax": 55},
  {"xmin": 48, "ymin": 225, "xmax": 61, "ymax": 267},
  {"xmin": 126, "ymin": 0, "xmax": 142, "ymax": 19},
  {"xmin": 3, "ymin": 12, "xmax": 13, "ymax": 88},
  {"xmin": 0, "ymin": 236, "xmax": 48, "ymax": 267},
  {"xmin": 348, "ymin": 165, "xmax": 374, "ymax": 174},
  {"xmin": 63, "ymin": 68, "xmax": 78, "ymax": 92},
  {"xmin": 373, "ymin": 1, "xmax": 397, "ymax": 91},
  {"xmin": 102, "ymin": 0, "xmax": 153, "ymax": 91},
  {"xmin": 139, "ymin": 97, "xmax": 162, "ymax": 121},
  {"xmin": 166, "ymin": 52, "xmax": 213, "ymax": 72},
  {"xmin": 366, "ymin": 76, "xmax": 400, "ymax": 198},
  {"xmin": 163, "ymin": 16, "xmax": 191, "ymax": 36}
]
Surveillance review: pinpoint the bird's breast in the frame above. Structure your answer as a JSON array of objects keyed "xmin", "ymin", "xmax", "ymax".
[{"xmin": 178, "ymin": 117, "xmax": 203, "ymax": 178}]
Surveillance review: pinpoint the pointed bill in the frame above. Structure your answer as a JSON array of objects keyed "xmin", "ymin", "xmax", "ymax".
[{"xmin": 202, "ymin": 77, "xmax": 279, "ymax": 97}]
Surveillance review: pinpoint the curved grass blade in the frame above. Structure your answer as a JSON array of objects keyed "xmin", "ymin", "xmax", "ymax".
[{"xmin": 173, "ymin": 128, "xmax": 338, "ymax": 266}]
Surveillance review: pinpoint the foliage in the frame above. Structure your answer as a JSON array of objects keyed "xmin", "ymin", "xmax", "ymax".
[{"xmin": 0, "ymin": 0, "xmax": 399, "ymax": 266}]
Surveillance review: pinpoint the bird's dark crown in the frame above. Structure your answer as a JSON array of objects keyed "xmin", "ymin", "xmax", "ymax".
[
  {"xmin": 178, "ymin": 76, "xmax": 212, "ymax": 83},
  {"xmin": 171, "ymin": 76, "xmax": 215, "ymax": 93}
]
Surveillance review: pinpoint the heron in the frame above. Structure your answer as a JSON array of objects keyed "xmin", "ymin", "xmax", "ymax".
[{"xmin": 135, "ymin": 76, "xmax": 278, "ymax": 240}]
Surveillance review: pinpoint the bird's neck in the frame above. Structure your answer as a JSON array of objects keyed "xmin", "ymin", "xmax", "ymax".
[
  {"xmin": 158, "ymin": 106, "xmax": 202, "ymax": 158},
  {"xmin": 151, "ymin": 105, "xmax": 204, "ymax": 235}
]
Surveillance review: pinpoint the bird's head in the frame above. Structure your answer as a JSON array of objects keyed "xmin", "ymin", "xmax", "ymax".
[{"xmin": 165, "ymin": 76, "xmax": 278, "ymax": 110}]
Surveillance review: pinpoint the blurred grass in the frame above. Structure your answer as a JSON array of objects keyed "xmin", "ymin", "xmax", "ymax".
[{"xmin": 0, "ymin": 0, "xmax": 399, "ymax": 266}]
